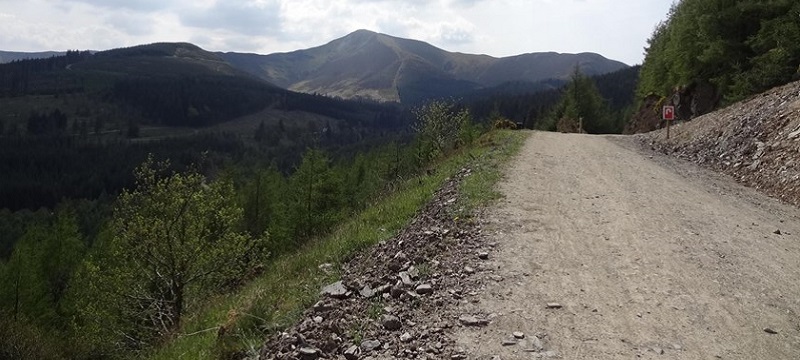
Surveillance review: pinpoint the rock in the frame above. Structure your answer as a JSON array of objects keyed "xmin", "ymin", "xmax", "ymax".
[
  {"xmin": 298, "ymin": 346, "xmax": 321, "ymax": 360},
  {"xmin": 652, "ymin": 346, "xmax": 665, "ymax": 355},
  {"xmin": 344, "ymin": 345, "xmax": 360, "ymax": 360},
  {"xmin": 451, "ymin": 354, "xmax": 468, "ymax": 360},
  {"xmin": 382, "ymin": 314, "xmax": 402, "ymax": 330},
  {"xmin": 388, "ymin": 261, "xmax": 403, "ymax": 272},
  {"xmin": 513, "ymin": 331, "xmax": 525, "ymax": 339},
  {"xmin": 458, "ymin": 315, "xmax": 489, "ymax": 327},
  {"xmin": 361, "ymin": 339, "xmax": 381, "ymax": 352},
  {"xmin": 374, "ymin": 284, "xmax": 391, "ymax": 295},
  {"xmin": 774, "ymin": 229, "xmax": 782, "ymax": 235},
  {"xmin": 400, "ymin": 332, "xmax": 413, "ymax": 343},
  {"xmin": 502, "ymin": 338, "xmax": 518, "ymax": 346},
  {"xmin": 407, "ymin": 266, "xmax": 420, "ymax": 279},
  {"xmin": 313, "ymin": 301, "xmax": 334, "ymax": 313},
  {"xmin": 529, "ymin": 336, "xmax": 544, "ymax": 351},
  {"xmin": 764, "ymin": 327, "xmax": 778, "ymax": 334},
  {"xmin": 399, "ymin": 271, "xmax": 413, "ymax": 286},
  {"xmin": 478, "ymin": 251, "xmax": 490, "ymax": 260},
  {"xmin": 390, "ymin": 281, "xmax": 405, "ymax": 298},
  {"xmin": 415, "ymin": 283, "xmax": 433, "ymax": 295},
  {"xmin": 359, "ymin": 285, "xmax": 375, "ymax": 298},
  {"xmin": 321, "ymin": 281, "xmax": 349, "ymax": 299},
  {"xmin": 464, "ymin": 266, "xmax": 475, "ymax": 274},
  {"xmin": 313, "ymin": 316, "xmax": 323, "ymax": 323},
  {"xmin": 546, "ymin": 302, "xmax": 562, "ymax": 309}
]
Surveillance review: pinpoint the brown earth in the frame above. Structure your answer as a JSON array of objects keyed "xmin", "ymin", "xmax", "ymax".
[{"xmin": 454, "ymin": 131, "xmax": 800, "ymax": 359}]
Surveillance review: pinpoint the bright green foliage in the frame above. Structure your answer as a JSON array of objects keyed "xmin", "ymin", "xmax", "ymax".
[
  {"xmin": 0, "ymin": 209, "xmax": 83, "ymax": 324},
  {"xmin": 0, "ymin": 209, "xmax": 84, "ymax": 359},
  {"xmin": 638, "ymin": 0, "xmax": 800, "ymax": 102},
  {"xmin": 545, "ymin": 68, "xmax": 616, "ymax": 133},
  {"xmin": 73, "ymin": 157, "xmax": 265, "ymax": 350},
  {"xmin": 412, "ymin": 101, "xmax": 474, "ymax": 164},
  {"xmin": 286, "ymin": 149, "xmax": 343, "ymax": 242}
]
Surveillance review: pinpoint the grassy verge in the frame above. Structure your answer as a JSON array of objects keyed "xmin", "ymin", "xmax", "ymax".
[{"xmin": 146, "ymin": 130, "xmax": 527, "ymax": 359}]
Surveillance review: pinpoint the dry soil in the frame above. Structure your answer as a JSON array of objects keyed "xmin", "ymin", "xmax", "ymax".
[{"xmin": 455, "ymin": 131, "xmax": 800, "ymax": 359}]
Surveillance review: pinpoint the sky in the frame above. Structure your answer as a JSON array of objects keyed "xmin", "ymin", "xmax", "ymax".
[{"xmin": 0, "ymin": 0, "xmax": 675, "ymax": 65}]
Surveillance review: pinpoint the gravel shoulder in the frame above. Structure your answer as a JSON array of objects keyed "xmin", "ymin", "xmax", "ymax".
[{"xmin": 455, "ymin": 131, "xmax": 800, "ymax": 359}]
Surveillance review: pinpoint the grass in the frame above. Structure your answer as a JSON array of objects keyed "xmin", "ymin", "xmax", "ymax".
[{"xmin": 145, "ymin": 130, "xmax": 527, "ymax": 360}]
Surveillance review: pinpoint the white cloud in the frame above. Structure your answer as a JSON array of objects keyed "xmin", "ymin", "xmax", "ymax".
[{"xmin": 0, "ymin": 0, "xmax": 674, "ymax": 64}]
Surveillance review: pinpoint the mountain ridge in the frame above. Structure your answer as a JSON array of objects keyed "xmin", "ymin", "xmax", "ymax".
[{"xmin": 219, "ymin": 29, "xmax": 628, "ymax": 103}]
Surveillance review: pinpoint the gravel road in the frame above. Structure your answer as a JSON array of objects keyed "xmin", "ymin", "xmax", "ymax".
[{"xmin": 455, "ymin": 131, "xmax": 800, "ymax": 359}]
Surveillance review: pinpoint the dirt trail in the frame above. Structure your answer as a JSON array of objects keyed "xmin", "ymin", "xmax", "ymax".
[{"xmin": 455, "ymin": 131, "xmax": 800, "ymax": 359}]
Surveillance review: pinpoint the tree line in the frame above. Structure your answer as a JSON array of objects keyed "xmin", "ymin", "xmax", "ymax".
[{"xmin": 637, "ymin": 0, "xmax": 800, "ymax": 104}]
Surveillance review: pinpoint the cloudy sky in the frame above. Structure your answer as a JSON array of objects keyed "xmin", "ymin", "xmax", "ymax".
[{"xmin": 0, "ymin": 0, "xmax": 673, "ymax": 65}]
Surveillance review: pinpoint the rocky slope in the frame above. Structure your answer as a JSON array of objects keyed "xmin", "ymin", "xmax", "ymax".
[
  {"xmin": 259, "ymin": 168, "xmax": 501, "ymax": 359},
  {"xmin": 638, "ymin": 80, "xmax": 800, "ymax": 206}
]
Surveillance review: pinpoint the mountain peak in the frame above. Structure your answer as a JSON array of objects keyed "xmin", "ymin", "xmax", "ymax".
[{"xmin": 219, "ymin": 32, "xmax": 628, "ymax": 103}]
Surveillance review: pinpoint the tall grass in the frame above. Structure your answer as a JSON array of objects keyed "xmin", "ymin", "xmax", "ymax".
[{"xmin": 146, "ymin": 130, "xmax": 527, "ymax": 359}]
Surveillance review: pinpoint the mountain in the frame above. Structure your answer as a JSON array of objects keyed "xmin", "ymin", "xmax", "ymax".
[
  {"xmin": 0, "ymin": 42, "xmax": 411, "ymax": 211},
  {"xmin": 0, "ymin": 50, "xmax": 65, "ymax": 63},
  {"xmin": 220, "ymin": 29, "xmax": 628, "ymax": 103}
]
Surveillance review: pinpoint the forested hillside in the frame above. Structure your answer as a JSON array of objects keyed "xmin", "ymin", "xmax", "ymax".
[
  {"xmin": 464, "ymin": 66, "xmax": 639, "ymax": 133},
  {"xmin": 631, "ymin": 0, "xmax": 800, "ymax": 131},
  {"xmin": 0, "ymin": 43, "xmax": 411, "ymax": 211}
]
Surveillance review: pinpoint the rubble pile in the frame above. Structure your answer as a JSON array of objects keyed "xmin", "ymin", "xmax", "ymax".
[
  {"xmin": 260, "ymin": 168, "xmax": 495, "ymax": 359},
  {"xmin": 639, "ymin": 80, "xmax": 800, "ymax": 206}
]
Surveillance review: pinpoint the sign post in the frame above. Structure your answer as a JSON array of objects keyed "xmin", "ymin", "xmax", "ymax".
[{"xmin": 663, "ymin": 105, "xmax": 675, "ymax": 139}]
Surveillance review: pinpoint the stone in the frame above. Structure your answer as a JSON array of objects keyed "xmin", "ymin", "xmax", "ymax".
[
  {"xmin": 546, "ymin": 302, "xmax": 562, "ymax": 309},
  {"xmin": 774, "ymin": 229, "xmax": 782, "ymax": 235},
  {"xmin": 360, "ymin": 285, "xmax": 375, "ymax": 298},
  {"xmin": 313, "ymin": 301, "xmax": 334, "ymax": 313},
  {"xmin": 400, "ymin": 332, "xmax": 413, "ymax": 343},
  {"xmin": 407, "ymin": 266, "xmax": 420, "ymax": 279},
  {"xmin": 529, "ymin": 335, "xmax": 544, "ymax": 351},
  {"xmin": 399, "ymin": 271, "xmax": 413, "ymax": 286},
  {"xmin": 361, "ymin": 339, "xmax": 382, "ymax": 352},
  {"xmin": 415, "ymin": 283, "xmax": 433, "ymax": 295},
  {"xmin": 764, "ymin": 327, "xmax": 778, "ymax": 334},
  {"xmin": 464, "ymin": 266, "xmax": 475, "ymax": 274},
  {"xmin": 652, "ymin": 347, "xmax": 665, "ymax": 355},
  {"xmin": 513, "ymin": 332, "xmax": 525, "ymax": 339},
  {"xmin": 478, "ymin": 251, "xmax": 490, "ymax": 260},
  {"xmin": 391, "ymin": 281, "xmax": 405, "ymax": 298},
  {"xmin": 298, "ymin": 346, "xmax": 320, "ymax": 360},
  {"xmin": 458, "ymin": 315, "xmax": 489, "ymax": 327},
  {"xmin": 321, "ymin": 281, "xmax": 349, "ymax": 299},
  {"xmin": 382, "ymin": 314, "xmax": 402, "ymax": 330},
  {"xmin": 344, "ymin": 345, "xmax": 360, "ymax": 360},
  {"xmin": 313, "ymin": 316, "xmax": 323, "ymax": 323},
  {"xmin": 502, "ymin": 338, "xmax": 518, "ymax": 346}
]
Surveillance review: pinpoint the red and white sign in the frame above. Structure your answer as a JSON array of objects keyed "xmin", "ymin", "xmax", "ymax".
[{"xmin": 663, "ymin": 105, "xmax": 675, "ymax": 121}]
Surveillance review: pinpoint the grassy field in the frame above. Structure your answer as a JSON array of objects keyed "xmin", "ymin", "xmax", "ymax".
[{"xmin": 146, "ymin": 130, "xmax": 527, "ymax": 360}]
